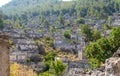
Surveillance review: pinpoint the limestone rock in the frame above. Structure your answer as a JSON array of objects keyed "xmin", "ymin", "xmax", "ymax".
[
  {"xmin": 113, "ymin": 47, "xmax": 120, "ymax": 57},
  {"xmin": 105, "ymin": 57, "xmax": 120, "ymax": 76},
  {"xmin": 91, "ymin": 70, "xmax": 105, "ymax": 76}
]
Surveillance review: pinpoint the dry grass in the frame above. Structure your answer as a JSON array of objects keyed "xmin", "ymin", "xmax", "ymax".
[{"xmin": 10, "ymin": 63, "xmax": 37, "ymax": 76}]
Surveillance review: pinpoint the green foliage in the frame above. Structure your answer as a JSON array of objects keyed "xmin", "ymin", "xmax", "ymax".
[
  {"xmin": 89, "ymin": 58, "xmax": 102, "ymax": 69},
  {"xmin": 80, "ymin": 24, "xmax": 93, "ymax": 42},
  {"xmin": 9, "ymin": 39, "xmax": 14, "ymax": 45},
  {"xmin": 39, "ymin": 71, "xmax": 53, "ymax": 76},
  {"xmin": 92, "ymin": 30, "xmax": 101, "ymax": 41},
  {"xmin": 41, "ymin": 52, "xmax": 67, "ymax": 76},
  {"xmin": 85, "ymin": 27, "xmax": 120, "ymax": 69},
  {"xmin": 75, "ymin": 18, "xmax": 85, "ymax": 25},
  {"xmin": 3, "ymin": 20, "xmax": 12, "ymax": 25},
  {"xmin": 85, "ymin": 38, "xmax": 114, "ymax": 68},
  {"xmin": 102, "ymin": 24, "xmax": 112, "ymax": 30},
  {"xmin": 44, "ymin": 36, "xmax": 54, "ymax": 47},
  {"xmin": 14, "ymin": 19, "xmax": 22, "ymax": 28},
  {"xmin": 85, "ymin": 42, "xmax": 101, "ymax": 59},
  {"xmin": 63, "ymin": 30, "xmax": 71, "ymax": 39},
  {"xmin": 9, "ymin": 39, "xmax": 15, "ymax": 48},
  {"xmin": 57, "ymin": 13, "xmax": 65, "ymax": 25},
  {"xmin": 50, "ymin": 26, "xmax": 55, "ymax": 33},
  {"xmin": 64, "ymin": 19, "xmax": 70, "ymax": 26},
  {"xmin": 49, "ymin": 40, "xmax": 54, "ymax": 47},
  {"xmin": 108, "ymin": 16, "xmax": 112, "ymax": 25},
  {"xmin": 26, "ymin": 58, "xmax": 31, "ymax": 63},
  {"xmin": 0, "ymin": 14, "xmax": 4, "ymax": 30},
  {"xmin": 97, "ymin": 38, "xmax": 114, "ymax": 61},
  {"xmin": 51, "ymin": 60, "xmax": 67, "ymax": 76},
  {"xmin": 38, "ymin": 29, "xmax": 44, "ymax": 34},
  {"xmin": 80, "ymin": 25, "xmax": 101, "ymax": 42},
  {"xmin": 41, "ymin": 52, "xmax": 56, "ymax": 74},
  {"xmin": 43, "ymin": 19, "xmax": 49, "ymax": 26},
  {"xmin": 110, "ymin": 27, "xmax": 120, "ymax": 48},
  {"xmin": 41, "ymin": 52, "xmax": 57, "ymax": 73},
  {"xmin": 42, "ymin": 63, "xmax": 50, "ymax": 72},
  {"xmin": 2, "ymin": 0, "xmax": 120, "ymax": 25},
  {"xmin": 45, "ymin": 52, "xmax": 57, "ymax": 62}
]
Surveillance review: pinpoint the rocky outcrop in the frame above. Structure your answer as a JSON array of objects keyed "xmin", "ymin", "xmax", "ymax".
[
  {"xmin": 90, "ymin": 57, "xmax": 120, "ymax": 76},
  {"xmin": 90, "ymin": 48, "xmax": 120, "ymax": 76},
  {"xmin": 0, "ymin": 33, "xmax": 10, "ymax": 76},
  {"xmin": 105, "ymin": 57, "xmax": 120, "ymax": 76},
  {"xmin": 66, "ymin": 48, "xmax": 120, "ymax": 76}
]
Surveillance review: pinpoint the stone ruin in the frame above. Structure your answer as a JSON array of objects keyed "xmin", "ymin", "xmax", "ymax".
[{"xmin": 0, "ymin": 33, "xmax": 10, "ymax": 76}]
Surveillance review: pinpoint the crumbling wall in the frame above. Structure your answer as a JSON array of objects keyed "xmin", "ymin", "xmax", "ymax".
[{"xmin": 0, "ymin": 33, "xmax": 9, "ymax": 76}]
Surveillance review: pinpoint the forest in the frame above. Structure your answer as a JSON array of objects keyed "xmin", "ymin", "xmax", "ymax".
[{"xmin": 1, "ymin": 0, "xmax": 120, "ymax": 25}]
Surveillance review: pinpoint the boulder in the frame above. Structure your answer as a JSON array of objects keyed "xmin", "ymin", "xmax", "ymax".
[{"xmin": 105, "ymin": 57, "xmax": 120, "ymax": 76}]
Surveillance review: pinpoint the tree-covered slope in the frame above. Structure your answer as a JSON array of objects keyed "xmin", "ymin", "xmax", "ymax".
[
  {"xmin": 1, "ymin": 0, "xmax": 58, "ymax": 15},
  {"xmin": 1, "ymin": 0, "xmax": 120, "ymax": 25}
]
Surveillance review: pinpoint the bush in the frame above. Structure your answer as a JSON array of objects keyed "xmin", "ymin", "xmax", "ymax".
[
  {"xmin": 45, "ymin": 52, "xmax": 57, "ymax": 62},
  {"xmin": 85, "ymin": 27, "xmax": 120, "ymax": 69},
  {"xmin": 63, "ymin": 30, "xmax": 71, "ymax": 39}
]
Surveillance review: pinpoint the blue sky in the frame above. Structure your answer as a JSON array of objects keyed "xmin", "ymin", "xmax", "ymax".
[{"xmin": 0, "ymin": 0, "xmax": 72, "ymax": 7}]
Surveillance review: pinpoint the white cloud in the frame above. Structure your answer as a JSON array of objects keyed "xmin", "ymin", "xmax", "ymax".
[
  {"xmin": 0, "ymin": 0, "xmax": 72, "ymax": 7},
  {"xmin": 0, "ymin": 0, "xmax": 12, "ymax": 7},
  {"xmin": 62, "ymin": 0, "xmax": 72, "ymax": 1}
]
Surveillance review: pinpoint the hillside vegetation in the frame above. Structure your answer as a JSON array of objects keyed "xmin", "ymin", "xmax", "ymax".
[
  {"xmin": 1, "ymin": 0, "xmax": 120, "ymax": 25},
  {"xmin": 1, "ymin": 0, "xmax": 120, "ymax": 75}
]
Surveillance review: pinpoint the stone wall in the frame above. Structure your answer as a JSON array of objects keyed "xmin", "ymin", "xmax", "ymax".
[{"xmin": 0, "ymin": 33, "xmax": 9, "ymax": 76}]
